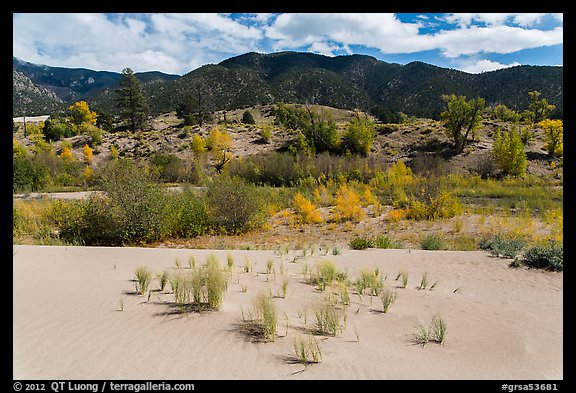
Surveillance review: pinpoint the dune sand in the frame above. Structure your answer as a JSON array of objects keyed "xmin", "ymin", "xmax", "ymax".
[{"xmin": 13, "ymin": 245, "xmax": 562, "ymax": 380}]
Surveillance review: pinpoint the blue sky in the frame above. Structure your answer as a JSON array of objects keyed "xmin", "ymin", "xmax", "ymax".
[{"xmin": 13, "ymin": 13, "xmax": 563, "ymax": 75}]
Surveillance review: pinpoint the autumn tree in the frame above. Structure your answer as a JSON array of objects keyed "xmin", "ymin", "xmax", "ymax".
[
  {"xmin": 492, "ymin": 128, "xmax": 527, "ymax": 177},
  {"xmin": 341, "ymin": 113, "xmax": 376, "ymax": 155},
  {"xmin": 525, "ymin": 91, "xmax": 555, "ymax": 125},
  {"xmin": 68, "ymin": 101, "xmax": 97, "ymax": 126},
  {"xmin": 538, "ymin": 119, "xmax": 563, "ymax": 157},
  {"xmin": 83, "ymin": 144, "xmax": 93, "ymax": 165},
  {"xmin": 116, "ymin": 68, "xmax": 148, "ymax": 133},
  {"xmin": 441, "ymin": 94, "xmax": 485, "ymax": 153}
]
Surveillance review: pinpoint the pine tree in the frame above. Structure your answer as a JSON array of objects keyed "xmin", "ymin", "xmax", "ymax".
[{"xmin": 115, "ymin": 68, "xmax": 148, "ymax": 133}]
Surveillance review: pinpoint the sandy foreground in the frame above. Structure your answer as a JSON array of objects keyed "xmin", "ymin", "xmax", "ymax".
[{"xmin": 13, "ymin": 245, "xmax": 563, "ymax": 380}]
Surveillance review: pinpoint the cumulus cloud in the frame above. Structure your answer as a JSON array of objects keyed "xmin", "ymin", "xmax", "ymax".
[
  {"xmin": 12, "ymin": 13, "xmax": 563, "ymax": 74},
  {"xmin": 460, "ymin": 59, "xmax": 522, "ymax": 74}
]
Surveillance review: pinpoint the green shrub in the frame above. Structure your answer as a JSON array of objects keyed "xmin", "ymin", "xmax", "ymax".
[
  {"xmin": 206, "ymin": 175, "xmax": 266, "ymax": 234},
  {"xmin": 522, "ymin": 241, "xmax": 563, "ymax": 271},
  {"xmin": 349, "ymin": 236, "xmax": 373, "ymax": 250},
  {"xmin": 13, "ymin": 156, "xmax": 51, "ymax": 192},
  {"xmin": 341, "ymin": 115, "xmax": 375, "ymax": 155},
  {"xmin": 56, "ymin": 159, "xmax": 168, "ymax": 245},
  {"xmin": 150, "ymin": 152, "xmax": 185, "ymax": 183},
  {"xmin": 228, "ymin": 151, "xmax": 302, "ymax": 187},
  {"xmin": 164, "ymin": 188, "xmax": 210, "ymax": 238},
  {"xmin": 420, "ymin": 234, "xmax": 447, "ymax": 250},
  {"xmin": 242, "ymin": 110, "xmax": 256, "ymax": 125},
  {"xmin": 492, "ymin": 128, "xmax": 527, "ymax": 177},
  {"xmin": 478, "ymin": 235, "xmax": 526, "ymax": 259}
]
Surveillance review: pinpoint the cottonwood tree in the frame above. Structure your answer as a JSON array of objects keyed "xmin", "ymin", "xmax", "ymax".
[
  {"xmin": 538, "ymin": 119, "xmax": 563, "ymax": 157},
  {"xmin": 492, "ymin": 128, "xmax": 527, "ymax": 177},
  {"xmin": 115, "ymin": 68, "xmax": 148, "ymax": 133},
  {"xmin": 441, "ymin": 94, "xmax": 485, "ymax": 153},
  {"xmin": 525, "ymin": 91, "xmax": 555, "ymax": 125}
]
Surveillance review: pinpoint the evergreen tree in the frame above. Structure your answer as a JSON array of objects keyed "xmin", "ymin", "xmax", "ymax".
[{"xmin": 115, "ymin": 68, "xmax": 148, "ymax": 132}]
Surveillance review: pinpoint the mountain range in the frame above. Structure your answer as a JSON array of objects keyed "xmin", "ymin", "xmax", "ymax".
[{"xmin": 13, "ymin": 52, "xmax": 563, "ymax": 119}]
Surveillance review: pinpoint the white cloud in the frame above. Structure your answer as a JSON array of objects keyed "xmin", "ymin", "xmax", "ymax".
[
  {"xmin": 308, "ymin": 42, "xmax": 339, "ymax": 57},
  {"xmin": 431, "ymin": 25, "xmax": 563, "ymax": 58},
  {"xmin": 460, "ymin": 59, "xmax": 522, "ymax": 73},
  {"xmin": 12, "ymin": 13, "xmax": 564, "ymax": 74},
  {"xmin": 443, "ymin": 13, "xmax": 556, "ymax": 27}
]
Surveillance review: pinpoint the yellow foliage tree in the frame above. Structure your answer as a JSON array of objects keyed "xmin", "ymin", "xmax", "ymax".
[
  {"xmin": 110, "ymin": 144, "xmax": 119, "ymax": 160},
  {"xmin": 206, "ymin": 127, "xmax": 233, "ymax": 172},
  {"xmin": 191, "ymin": 133, "xmax": 207, "ymax": 155},
  {"xmin": 538, "ymin": 119, "xmax": 563, "ymax": 157},
  {"xmin": 59, "ymin": 147, "xmax": 74, "ymax": 160},
  {"xmin": 293, "ymin": 193, "xmax": 322, "ymax": 224},
  {"xmin": 69, "ymin": 101, "xmax": 97, "ymax": 126},
  {"xmin": 83, "ymin": 144, "xmax": 93, "ymax": 165},
  {"xmin": 83, "ymin": 165, "xmax": 93, "ymax": 185},
  {"xmin": 333, "ymin": 184, "xmax": 365, "ymax": 222}
]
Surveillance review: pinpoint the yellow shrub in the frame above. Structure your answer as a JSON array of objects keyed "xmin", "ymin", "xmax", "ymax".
[
  {"xmin": 313, "ymin": 184, "xmax": 333, "ymax": 207},
  {"xmin": 83, "ymin": 165, "xmax": 93, "ymax": 185},
  {"xmin": 293, "ymin": 193, "xmax": 322, "ymax": 224},
  {"xmin": 191, "ymin": 133, "xmax": 206, "ymax": 155},
  {"xmin": 333, "ymin": 184, "xmax": 365, "ymax": 222},
  {"xmin": 83, "ymin": 144, "xmax": 93, "ymax": 165},
  {"xmin": 110, "ymin": 145, "xmax": 119, "ymax": 160},
  {"xmin": 387, "ymin": 208, "xmax": 406, "ymax": 222},
  {"xmin": 59, "ymin": 147, "xmax": 74, "ymax": 161}
]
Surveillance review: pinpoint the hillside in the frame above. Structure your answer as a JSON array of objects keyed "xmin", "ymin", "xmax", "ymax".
[
  {"xmin": 116, "ymin": 52, "xmax": 563, "ymax": 118},
  {"xmin": 13, "ymin": 57, "xmax": 179, "ymax": 116},
  {"xmin": 13, "ymin": 53, "xmax": 563, "ymax": 118}
]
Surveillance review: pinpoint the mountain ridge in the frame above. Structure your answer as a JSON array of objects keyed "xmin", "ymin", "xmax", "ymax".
[{"xmin": 13, "ymin": 52, "xmax": 563, "ymax": 118}]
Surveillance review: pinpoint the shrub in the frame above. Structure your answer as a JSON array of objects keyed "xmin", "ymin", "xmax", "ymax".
[
  {"xmin": 333, "ymin": 184, "xmax": 365, "ymax": 222},
  {"xmin": 538, "ymin": 119, "xmax": 563, "ymax": 157},
  {"xmin": 228, "ymin": 151, "xmax": 301, "ymax": 187},
  {"xmin": 191, "ymin": 134, "xmax": 207, "ymax": 155},
  {"xmin": 478, "ymin": 235, "xmax": 526, "ymax": 259},
  {"xmin": 260, "ymin": 125, "xmax": 272, "ymax": 144},
  {"xmin": 293, "ymin": 193, "xmax": 322, "ymax": 224},
  {"xmin": 405, "ymin": 190, "xmax": 463, "ymax": 221},
  {"xmin": 13, "ymin": 156, "xmax": 51, "ymax": 192},
  {"xmin": 206, "ymin": 175, "xmax": 266, "ymax": 234},
  {"xmin": 492, "ymin": 128, "xmax": 527, "ymax": 177},
  {"xmin": 341, "ymin": 114, "xmax": 375, "ymax": 155},
  {"xmin": 242, "ymin": 110, "xmax": 256, "ymax": 124},
  {"xmin": 150, "ymin": 152, "xmax": 185, "ymax": 183},
  {"xmin": 522, "ymin": 241, "xmax": 563, "ymax": 271},
  {"xmin": 349, "ymin": 236, "xmax": 373, "ymax": 250},
  {"xmin": 110, "ymin": 145, "xmax": 119, "ymax": 160},
  {"xmin": 83, "ymin": 144, "xmax": 93, "ymax": 165},
  {"xmin": 56, "ymin": 159, "xmax": 169, "ymax": 245},
  {"xmin": 420, "ymin": 234, "xmax": 447, "ymax": 250}
]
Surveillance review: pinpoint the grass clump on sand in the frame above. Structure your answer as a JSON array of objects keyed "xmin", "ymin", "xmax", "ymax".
[
  {"xmin": 245, "ymin": 291, "xmax": 278, "ymax": 342},
  {"xmin": 134, "ymin": 266, "xmax": 152, "ymax": 295},
  {"xmin": 411, "ymin": 313, "xmax": 448, "ymax": 346},
  {"xmin": 293, "ymin": 334, "xmax": 322, "ymax": 366},
  {"xmin": 380, "ymin": 286, "xmax": 398, "ymax": 313},
  {"xmin": 314, "ymin": 302, "xmax": 343, "ymax": 336},
  {"xmin": 157, "ymin": 270, "xmax": 169, "ymax": 291},
  {"xmin": 168, "ymin": 254, "xmax": 228, "ymax": 311},
  {"xmin": 309, "ymin": 260, "xmax": 346, "ymax": 292},
  {"xmin": 396, "ymin": 269, "xmax": 409, "ymax": 288}
]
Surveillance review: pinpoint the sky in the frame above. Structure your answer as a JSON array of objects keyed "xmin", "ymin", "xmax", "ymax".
[{"xmin": 12, "ymin": 13, "xmax": 563, "ymax": 75}]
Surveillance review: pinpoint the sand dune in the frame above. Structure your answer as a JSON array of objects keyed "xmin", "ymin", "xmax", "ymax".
[{"xmin": 13, "ymin": 245, "xmax": 562, "ymax": 380}]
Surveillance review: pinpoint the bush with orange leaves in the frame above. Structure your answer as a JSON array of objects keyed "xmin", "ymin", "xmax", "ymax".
[
  {"xmin": 293, "ymin": 193, "xmax": 322, "ymax": 224},
  {"xmin": 332, "ymin": 184, "xmax": 365, "ymax": 222}
]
